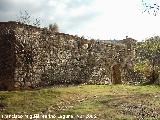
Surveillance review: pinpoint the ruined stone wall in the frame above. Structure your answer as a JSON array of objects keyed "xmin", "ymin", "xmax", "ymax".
[
  {"xmin": 0, "ymin": 22, "xmax": 134, "ymax": 89},
  {"xmin": 0, "ymin": 22, "xmax": 16, "ymax": 90}
]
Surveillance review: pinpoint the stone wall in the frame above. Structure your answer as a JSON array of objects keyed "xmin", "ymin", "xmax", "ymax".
[
  {"xmin": 0, "ymin": 22, "xmax": 136, "ymax": 89},
  {"xmin": 0, "ymin": 22, "xmax": 17, "ymax": 90}
]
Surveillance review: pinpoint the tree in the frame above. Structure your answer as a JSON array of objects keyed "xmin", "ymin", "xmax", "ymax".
[
  {"xmin": 17, "ymin": 10, "xmax": 40, "ymax": 26},
  {"xmin": 136, "ymin": 36, "xmax": 160, "ymax": 84},
  {"xmin": 49, "ymin": 23, "xmax": 59, "ymax": 32},
  {"xmin": 142, "ymin": 0, "xmax": 160, "ymax": 16}
]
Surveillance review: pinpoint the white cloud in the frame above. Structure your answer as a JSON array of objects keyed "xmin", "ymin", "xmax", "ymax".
[
  {"xmin": 0, "ymin": 0, "xmax": 160, "ymax": 40},
  {"xmin": 66, "ymin": 0, "xmax": 160, "ymax": 40}
]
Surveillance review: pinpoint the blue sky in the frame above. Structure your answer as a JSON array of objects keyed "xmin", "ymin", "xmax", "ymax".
[{"xmin": 0, "ymin": 0, "xmax": 160, "ymax": 41}]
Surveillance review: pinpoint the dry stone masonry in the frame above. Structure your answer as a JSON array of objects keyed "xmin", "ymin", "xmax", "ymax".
[{"xmin": 0, "ymin": 21, "xmax": 136, "ymax": 90}]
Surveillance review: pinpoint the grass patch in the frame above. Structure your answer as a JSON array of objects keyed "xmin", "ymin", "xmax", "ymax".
[{"xmin": 0, "ymin": 85, "xmax": 160, "ymax": 119}]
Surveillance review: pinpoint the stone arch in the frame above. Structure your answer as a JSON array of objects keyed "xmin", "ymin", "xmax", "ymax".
[{"xmin": 111, "ymin": 63, "xmax": 122, "ymax": 84}]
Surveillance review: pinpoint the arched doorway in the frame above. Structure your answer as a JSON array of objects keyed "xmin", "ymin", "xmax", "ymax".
[{"xmin": 111, "ymin": 63, "xmax": 122, "ymax": 84}]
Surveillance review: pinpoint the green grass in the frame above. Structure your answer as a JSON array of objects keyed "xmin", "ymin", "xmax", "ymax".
[{"xmin": 0, "ymin": 85, "xmax": 160, "ymax": 120}]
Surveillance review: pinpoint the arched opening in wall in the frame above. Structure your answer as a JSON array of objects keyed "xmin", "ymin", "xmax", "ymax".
[{"xmin": 111, "ymin": 63, "xmax": 122, "ymax": 84}]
